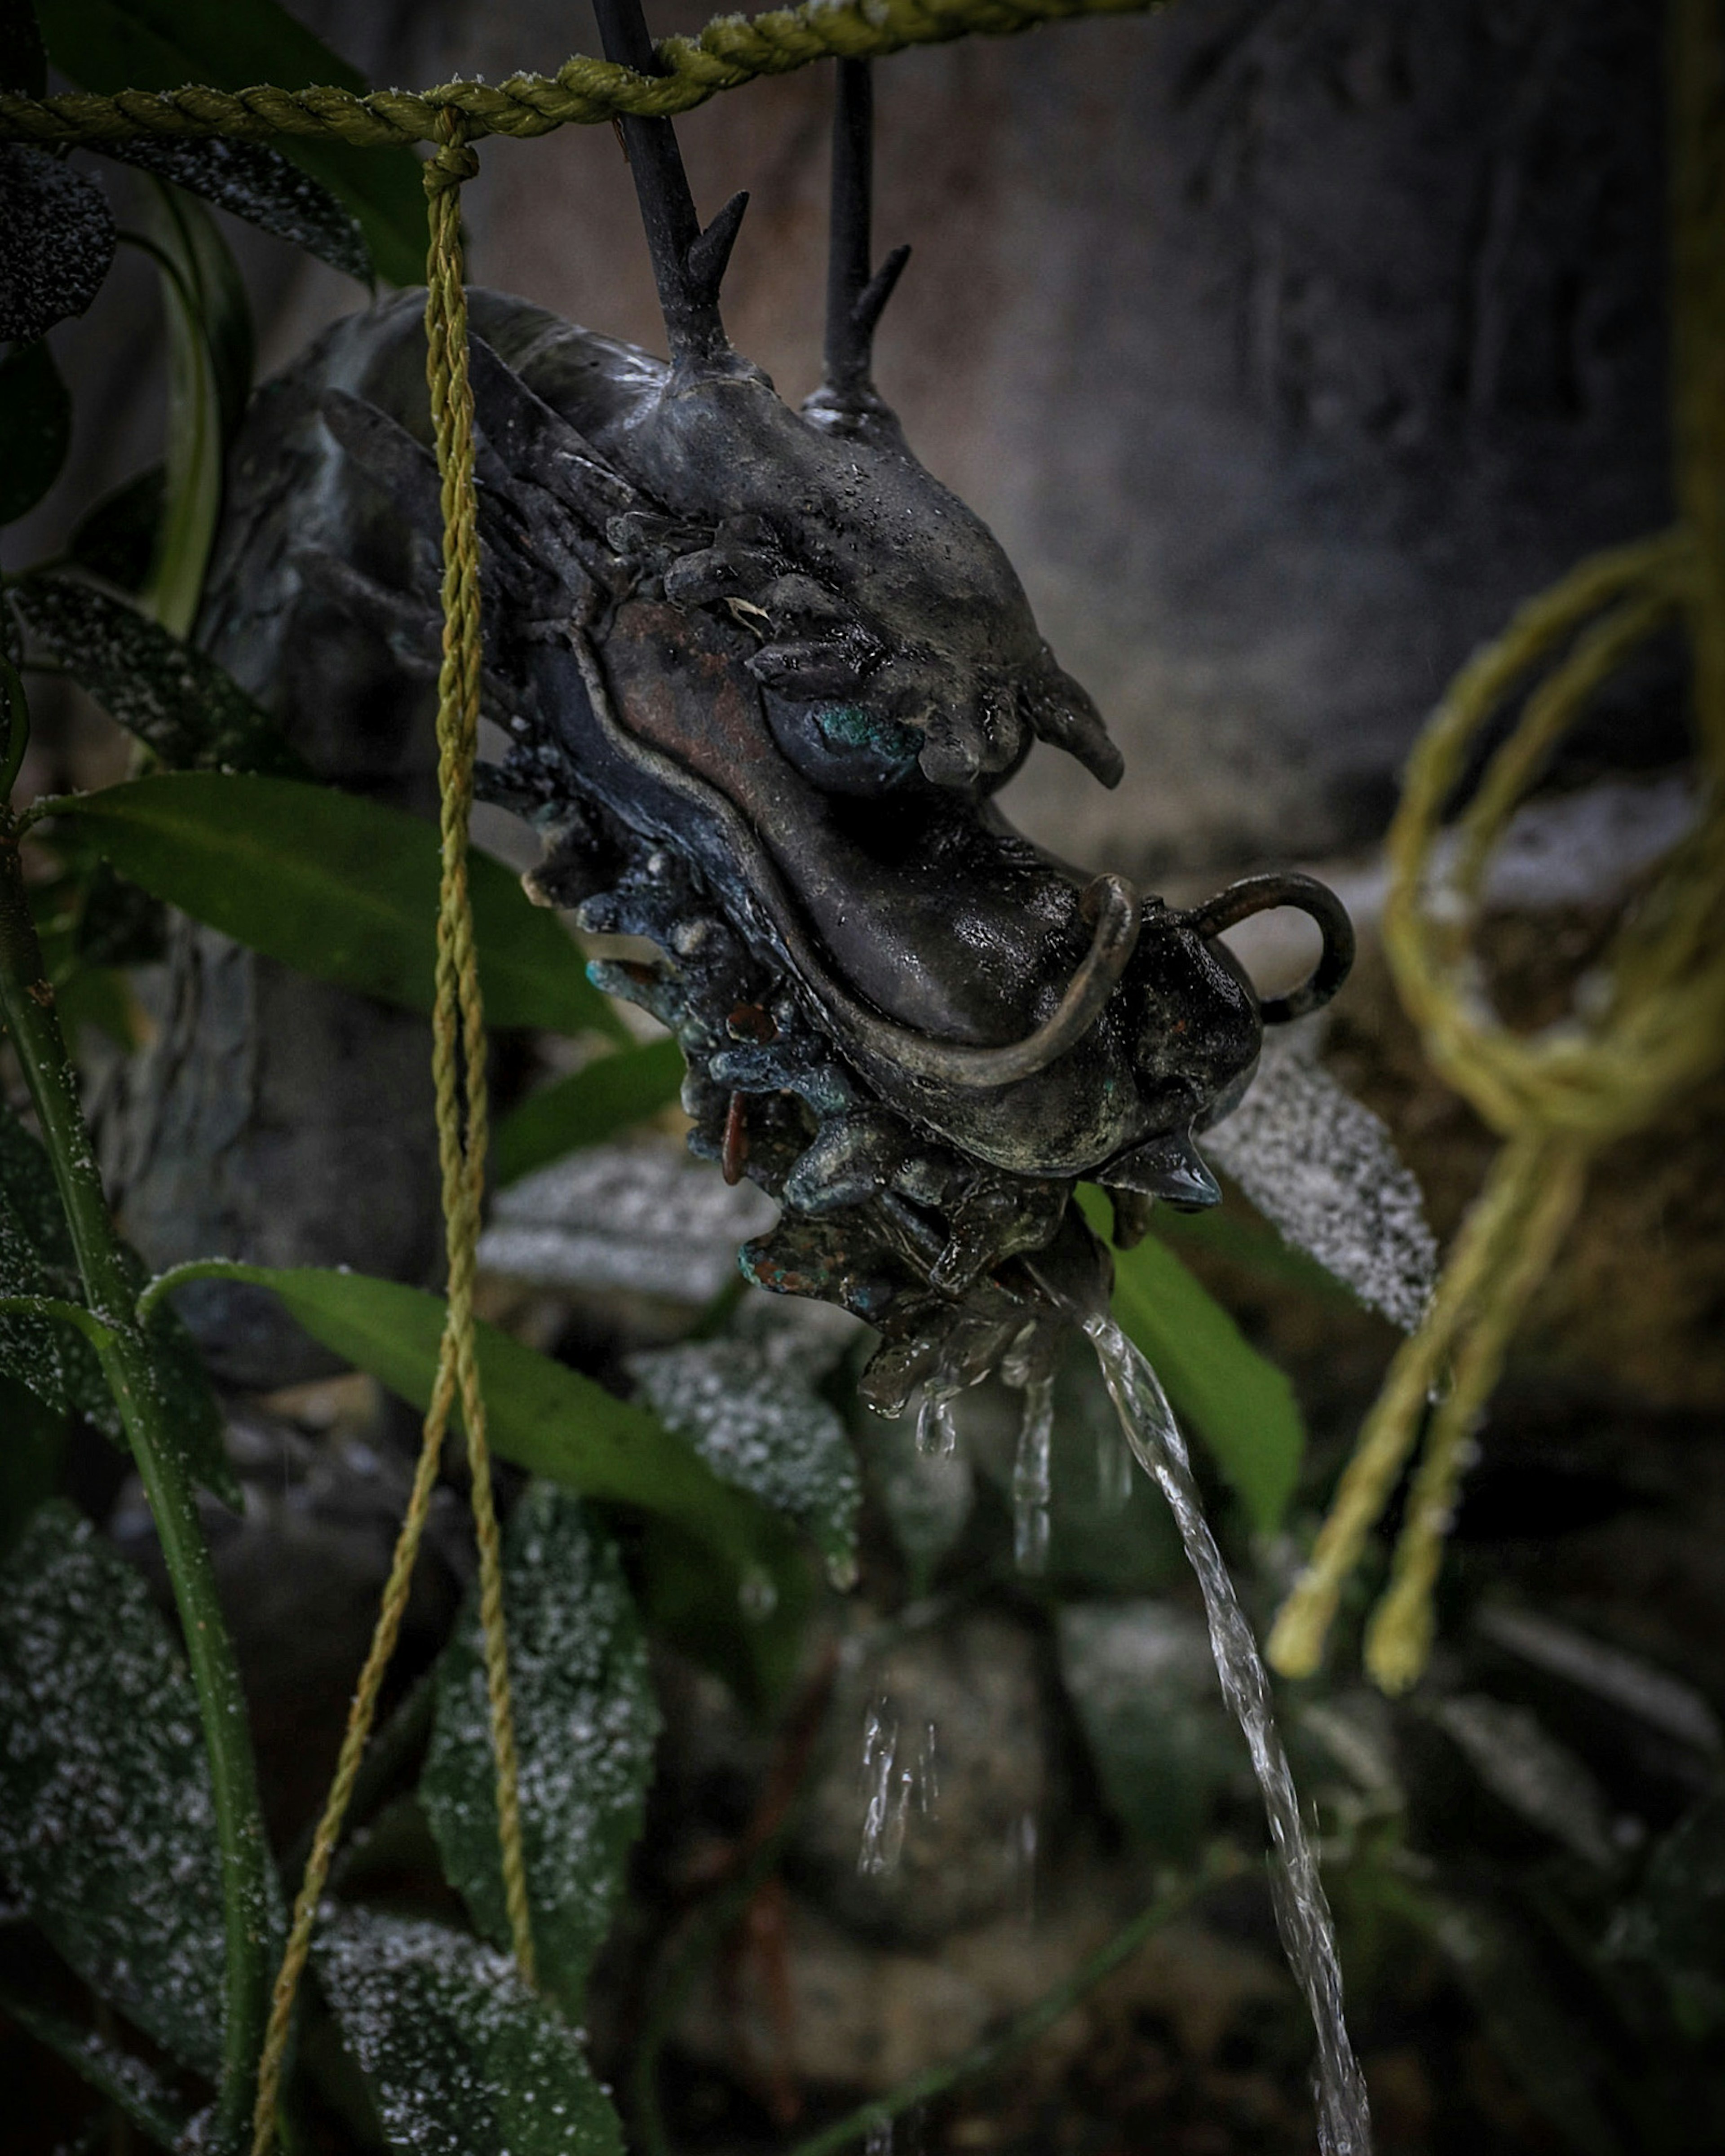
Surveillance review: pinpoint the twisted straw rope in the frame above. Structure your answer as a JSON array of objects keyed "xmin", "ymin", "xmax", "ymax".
[
  {"xmin": 0, "ymin": 0, "xmax": 1169, "ymax": 150},
  {"xmin": 1270, "ymin": 0, "xmax": 1725, "ymax": 1692},
  {"xmin": 247, "ymin": 119, "xmax": 531, "ymax": 2156}
]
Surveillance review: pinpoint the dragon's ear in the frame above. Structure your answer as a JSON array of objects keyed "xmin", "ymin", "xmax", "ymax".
[
  {"xmin": 594, "ymin": 0, "xmax": 749, "ymax": 374},
  {"xmin": 803, "ymin": 59, "xmax": 911, "ymax": 435}
]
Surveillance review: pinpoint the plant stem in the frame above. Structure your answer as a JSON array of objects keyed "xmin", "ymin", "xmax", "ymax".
[
  {"xmin": 0, "ymin": 796, "xmax": 271, "ymax": 2154},
  {"xmin": 780, "ymin": 1856, "xmax": 1234, "ymax": 2156}
]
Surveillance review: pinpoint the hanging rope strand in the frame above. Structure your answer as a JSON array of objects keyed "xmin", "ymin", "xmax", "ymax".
[
  {"xmin": 422, "ymin": 110, "xmax": 536, "ymax": 1987},
  {"xmin": 245, "ymin": 115, "xmax": 531, "ymax": 2156},
  {"xmin": 1270, "ymin": 0, "xmax": 1725, "ymax": 1693}
]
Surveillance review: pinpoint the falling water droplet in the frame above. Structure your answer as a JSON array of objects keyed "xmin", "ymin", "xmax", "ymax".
[
  {"xmin": 1084, "ymin": 1312, "xmax": 1373, "ymax": 2156},
  {"xmin": 916, "ymin": 1719, "xmax": 938, "ymax": 1816},
  {"xmin": 865, "ymin": 2120, "xmax": 893, "ymax": 2156},
  {"xmin": 1015, "ymin": 1807, "xmax": 1038, "ymax": 1925},
  {"xmin": 1012, "ymin": 1371, "xmax": 1055, "ymax": 1573},
  {"xmin": 916, "ymin": 1388, "xmax": 959, "ymax": 1458}
]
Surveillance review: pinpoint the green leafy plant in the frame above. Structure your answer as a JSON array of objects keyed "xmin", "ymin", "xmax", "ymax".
[{"xmin": 6, "ymin": 7, "xmax": 1718, "ymax": 2156}]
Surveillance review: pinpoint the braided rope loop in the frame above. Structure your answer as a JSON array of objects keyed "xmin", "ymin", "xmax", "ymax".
[{"xmin": 1270, "ymin": 0, "xmax": 1725, "ymax": 1691}]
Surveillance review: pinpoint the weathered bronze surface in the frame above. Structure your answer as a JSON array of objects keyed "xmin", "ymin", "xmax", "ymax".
[{"xmin": 273, "ymin": 24, "xmax": 1352, "ymax": 1406}]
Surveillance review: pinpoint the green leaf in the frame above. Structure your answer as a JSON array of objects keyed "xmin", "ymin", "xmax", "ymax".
[
  {"xmin": 98, "ymin": 136, "xmax": 372, "ymax": 283},
  {"xmin": 0, "ymin": 1101, "xmax": 240, "ymax": 1505},
  {"xmin": 1056, "ymin": 1600, "xmax": 1244, "ymax": 1860},
  {"xmin": 1610, "ymin": 1785, "xmax": 1725, "ymax": 2034},
  {"xmin": 0, "ymin": 1098, "xmax": 121, "ymax": 1440},
  {"xmin": 317, "ymin": 1908, "xmax": 623, "ymax": 2156},
  {"xmin": 67, "ymin": 465, "xmax": 167, "ymax": 593},
  {"xmin": 11, "ymin": 577, "xmax": 307, "ymax": 774},
  {"xmin": 136, "ymin": 180, "xmax": 252, "ymax": 634},
  {"xmin": 1078, "ymin": 1186, "xmax": 1304, "ymax": 1533},
  {"xmin": 630, "ymin": 1330, "xmax": 861, "ymax": 1582},
  {"xmin": 422, "ymin": 1486, "xmax": 659, "ymax": 2015},
  {"xmin": 0, "ymin": 339, "xmax": 71, "ymax": 526},
  {"xmin": 0, "ymin": 1501, "xmax": 266, "ymax": 2078},
  {"xmin": 53, "ymin": 772, "xmax": 626, "ymax": 1037},
  {"xmin": 180, "ymin": 1260, "xmax": 787, "ymax": 1581},
  {"xmin": 494, "ymin": 1037, "xmax": 686, "ymax": 1187},
  {"xmin": 0, "ymin": 1374, "xmax": 66, "ymax": 1559},
  {"xmin": 38, "ymin": 0, "xmax": 427, "ymax": 285}
]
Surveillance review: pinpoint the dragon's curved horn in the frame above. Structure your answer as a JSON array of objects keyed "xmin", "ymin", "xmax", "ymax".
[
  {"xmin": 806, "ymin": 58, "xmax": 910, "ymax": 425},
  {"xmin": 593, "ymin": 0, "xmax": 748, "ymax": 371},
  {"xmin": 1183, "ymin": 870, "xmax": 1355, "ymax": 1023}
]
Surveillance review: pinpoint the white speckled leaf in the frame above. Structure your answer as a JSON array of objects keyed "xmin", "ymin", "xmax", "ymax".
[
  {"xmin": 1205, "ymin": 1023, "xmax": 1438, "ymax": 1332},
  {"xmin": 0, "ymin": 1104, "xmax": 240, "ymax": 1506},
  {"xmin": 317, "ymin": 1909, "xmax": 624, "ymax": 2156},
  {"xmin": 421, "ymin": 1487, "xmax": 659, "ymax": 2016},
  {"xmin": 0, "ymin": 1502, "xmax": 279, "ymax": 2076},
  {"xmin": 629, "ymin": 1330, "xmax": 860, "ymax": 1576}
]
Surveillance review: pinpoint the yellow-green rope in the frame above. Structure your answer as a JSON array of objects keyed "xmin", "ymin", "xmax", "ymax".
[
  {"xmin": 247, "ymin": 117, "xmax": 531, "ymax": 2156},
  {"xmin": 1269, "ymin": 0, "xmax": 1725, "ymax": 1692},
  {"xmin": 0, "ymin": 0, "xmax": 1170, "ymax": 150}
]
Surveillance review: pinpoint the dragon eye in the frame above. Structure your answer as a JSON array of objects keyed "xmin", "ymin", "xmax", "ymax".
[{"xmin": 763, "ymin": 694, "xmax": 921, "ymax": 796}]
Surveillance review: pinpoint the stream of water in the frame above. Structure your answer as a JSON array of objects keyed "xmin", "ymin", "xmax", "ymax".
[{"xmin": 1085, "ymin": 1312, "xmax": 1374, "ymax": 2156}]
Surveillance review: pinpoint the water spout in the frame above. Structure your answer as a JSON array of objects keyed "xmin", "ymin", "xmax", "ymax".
[{"xmin": 1084, "ymin": 1312, "xmax": 1373, "ymax": 2156}]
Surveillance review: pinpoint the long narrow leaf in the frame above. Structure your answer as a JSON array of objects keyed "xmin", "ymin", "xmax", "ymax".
[
  {"xmin": 1078, "ymin": 1187, "xmax": 1305, "ymax": 1533},
  {"xmin": 54, "ymin": 773, "xmax": 626, "ymax": 1038},
  {"xmin": 38, "ymin": 0, "xmax": 427, "ymax": 284},
  {"xmin": 494, "ymin": 1038, "xmax": 686, "ymax": 1186},
  {"xmin": 98, "ymin": 136, "xmax": 372, "ymax": 283},
  {"xmin": 136, "ymin": 182, "xmax": 251, "ymax": 635},
  {"xmin": 168, "ymin": 1259, "xmax": 792, "ymax": 1584}
]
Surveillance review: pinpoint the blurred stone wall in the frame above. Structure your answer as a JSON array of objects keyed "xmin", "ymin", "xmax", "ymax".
[{"xmin": 34, "ymin": 0, "xmax": 1670, "ymax": 879}]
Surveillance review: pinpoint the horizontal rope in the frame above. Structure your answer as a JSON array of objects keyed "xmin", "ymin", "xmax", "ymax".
[{"xmin": 0, "ymin": 0, "xmax": 1170, "ymax": 150}]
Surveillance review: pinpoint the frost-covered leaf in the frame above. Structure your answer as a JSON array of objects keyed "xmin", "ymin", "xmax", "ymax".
[
  {"xmin": 37, "ymin": 0, "xmax": 427, "ymax": 287},
  {"xmin": 422, "ymin": 1486, "xmax": 659, "ymax": 2016},
  {"xmin": 0, "ymin": 1980, "xmax": 193, "ymax": 2146},
  {"xmin": 0, "ymin": 1502, "xmax": 274, "ymax": 2077},
  {"xmin": 0, "ymin": 1098, "xmax": 120, "ymax": 1439},
  {"xmin": 316, "ymin": 1908, "xmax": 624, "ymax": 2156},
  {"xmin": 481, "ymin": 1141, "xmax": 772, "ymax": 1300},
  {"xmin": 1428, "ymin": 1692, "xmax": 1618, "ymax": 1869},
  {"xmin": 0, "ymin": 144, "xmax": 115, "ymax": 344},
  {"xmin": 0, "ymin": 338, "xmax": 72, "ymax": 527},
  {"xmin": 97, "ymin": 136, "xmax": 372, "ymax": 283},
  {"xmin": 1205, "ymin": 1022, "xmax": 1438, "ymax": 1331},
  {"xmin": 1056, "ymin": 1600, "xmax": 1244, "ymax": 1859},
  {"xmin": 1079, "ymin": 1189, "xmax": 1305, "ymax": 1533},
  {"xmin": 629, "ymin": 1326, "xmax": 860, "ymax": 1578},
  {"xmin": 0, "ymin": 1103, "xmax": 239, "ymax": 1504},
  {"xmin": 11, "ymin": 576, "xmax": 305, "ymax": 775}
]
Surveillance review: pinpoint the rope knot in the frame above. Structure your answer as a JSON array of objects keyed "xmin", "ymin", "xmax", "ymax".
[{"xmin": 425, "ymin": 118, "xmax": 479, "ymax": 192}]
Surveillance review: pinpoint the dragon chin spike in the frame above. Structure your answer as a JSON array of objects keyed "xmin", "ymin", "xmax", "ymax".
[{"xmin": 593, "ymin": 0, "xmax": 747, "ymax": 372}]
